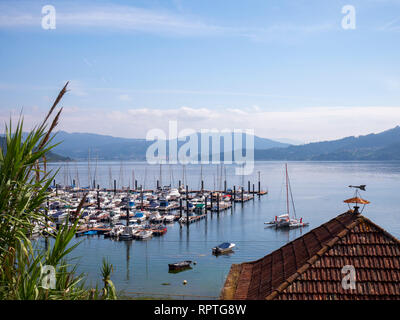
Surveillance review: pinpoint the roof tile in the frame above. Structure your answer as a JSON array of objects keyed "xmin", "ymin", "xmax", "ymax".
[{"xmin": 221, "ymin": 212, "xmax": 400, "ymax": 300}]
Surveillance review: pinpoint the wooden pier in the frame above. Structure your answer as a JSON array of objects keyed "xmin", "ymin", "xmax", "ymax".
[
  {"xmin": 179, "ymin": 214, "xmax": 207, "ymax": 225},
  {"xmin": 52, "ymin": 174, "xmax": 269, "ymax": 239}
]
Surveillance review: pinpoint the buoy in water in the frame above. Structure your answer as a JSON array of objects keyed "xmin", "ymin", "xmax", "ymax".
[{"xmin": 183, "ymin": 280, "xmax": 187, "ymax": 285}]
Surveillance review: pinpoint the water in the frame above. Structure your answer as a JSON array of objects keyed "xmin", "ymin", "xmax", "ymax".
[{"xmin": 45, "ymin": 161, "xmax": 400, "ymax": 299}]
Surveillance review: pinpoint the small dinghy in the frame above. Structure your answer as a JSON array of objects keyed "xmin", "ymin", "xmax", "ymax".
[
  {"xmin": 212, "ymin": 242, "xmax": 235, "ymax": 255},
  {"xmin": 168, "ymin": 260, "xmax": 193, "ymax": 273}
]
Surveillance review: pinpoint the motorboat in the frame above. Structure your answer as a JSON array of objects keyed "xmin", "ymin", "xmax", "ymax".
[
  {"xmin": 158, "ymin": 198, "xmax": 175, "ymax": 211},
  {"xmin": 194, "ymin": 203, "xmax": 205, "ymax": 214},
  {"xmin": 212, "ymin": 242, "xmax": 236, "ymax": 254},
  {"xmin": 87, "ymin": 220, "xmax": 103, "ymax": 229},
  {"xmin": 167, "ymin": 188, "xmax": 181, "ymax": 200},
  {"xmin": 130, "ymin": 212, "xmax": 146, "ymax": 224},
  {"xmin": 163, "ymin": 214, "xmax": 176, "ymax": 223},
  {"xmin": 149, "ymin": 211, "xmax": 165, "ymax": 223},
  {"xmin": 151, "ymin": 224, "xmax": 167, "ymax": 236},
  {"xmin": 109, "ymin": 211, "xmax": 121, "ymax": 222},
  {"xmin": 119, "ymin": 225, "xmax": 139, "ymax": 240},
  {"xmin": 135, "ymin": 230, "xmax": 152, "ymax": 240},
  {"xmin": 108, "ymin": 224, "xmax": 125, "ymax": 238}
]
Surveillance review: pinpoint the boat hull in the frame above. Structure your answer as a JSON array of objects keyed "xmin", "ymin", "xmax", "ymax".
[
  {"xmin": 119, "ymin": 234, "xmax": 134, "ymax": 240},
  {"xmin": 168, "ymin": 261, "xmax": 192, "ymax": 272},
  {"xmin": 212, "ymin": 244, "xmax": 235, "ymax": 255}
]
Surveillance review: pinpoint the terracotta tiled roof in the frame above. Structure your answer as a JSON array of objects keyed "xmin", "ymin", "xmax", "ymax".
[{"xmin": 220, "ymin": 211, "xmax": 400, "ymax": 300}]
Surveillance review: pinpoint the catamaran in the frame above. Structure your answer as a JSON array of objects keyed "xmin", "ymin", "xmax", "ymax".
[{"xmin": 265, "ymin": 164, "xmax": 309, "ymax": 229}]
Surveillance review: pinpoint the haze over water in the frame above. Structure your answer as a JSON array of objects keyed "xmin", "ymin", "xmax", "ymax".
[{"xmin": 45, "ymin": 161, "xmax": 400, "ymax": 299}]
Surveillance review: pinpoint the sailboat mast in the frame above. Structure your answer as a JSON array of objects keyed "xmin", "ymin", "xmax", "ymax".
[
  {"xmin": 182, "ymin": 164, "xmax": 186, "ymax": 188},
  {"xmin": 75, "ymin": 163, "xmax": 80, "ymax": 188},
  {"xmin": 67, "ymin": 161, "xmax": 72, "ymax": 187},
  {"xmin": 216, "ymin": 164, "xmax": 219, "ymax": 190},
  {"xmin": 200, "ymin": 164, "xmax": 203, "ymax": 190},
  {"xmin": 108, "ymin": 166, "xmax": 112, "ymax": 189},
  {"xmin": 144, "ymin": 166, "xmax": 147, "ymax": 190},
  {"xmin": 286, "ymin": 163, "xmax": 289, "ymax": 216},
  {"xmin": 160, "ymin": 163, "xmax": 162, "ymax": 188},
  {"xmin": 88, "ymin": 148, "xmax": 91, "ymax": 189},
  {"xmin": 94, "ymin": 153, "xmax": 98, "ymax": 188}
]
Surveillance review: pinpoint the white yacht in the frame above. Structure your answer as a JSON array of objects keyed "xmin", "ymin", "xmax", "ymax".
[
  {"xmin": 149, "ymin": 211, "xmax": 165, "ymax": 223},
  {"xmin": 119, "ymin": 225, "xmax": 140, "ymax": 240},
  {"xmin": 265, "ymin": 164, "xmax": 308, "ymax": 229},
  {"xmin": 164, "ymin": 214, "xmax": 176, "ymax": 223},
  {"xmin": 136, "ymin": 230, "xmax": 152, "ymax": 240}
]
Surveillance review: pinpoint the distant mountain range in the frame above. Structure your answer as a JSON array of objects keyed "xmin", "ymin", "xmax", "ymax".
[
  {"xmin": 51, "ymin": 131, "xmax": 289, "ymax": 161},
  {"xmin": 7, "ymin": 126, "xmax": 400, "ymax": 161},
  {"xmin": 0, "ymin": 136, "xmax": 71, "ymax": 162},
  {"xmin": 255, "ymin": 126, "xmax": 400, "ymax": 161},
  {"xmin": 46, "ymin": 151, "xmax": 72, "ymax": 162}
]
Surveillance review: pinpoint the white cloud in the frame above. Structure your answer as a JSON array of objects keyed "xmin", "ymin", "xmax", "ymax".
[
  {"xmin": 0, "ymin": 2, "xmax": 334, "ymax": 41},
  {"xmin": 66, "ymin": 80, "xmax": 87, "ymax": 97},
  {"xmin": 83, "ymin": 58, "xmax": 93, "ymax": 67},
  {"xmin": 383, "ymin": 77, "xmax": 400, "ymax": 91},
  {"xmin": 379, "ymin": 16, "xmax": 400, "ymax": 31},
  {"xmin": 0, "ymin": 3, "xmax": 228, "ymax": 36},
  {"xmin": 118, "ymin": 94, "xmax": 132, "ymax": 102},
  {"xmin": 2, "ymin": 105, "xmax": 400, "ymax": 143}
]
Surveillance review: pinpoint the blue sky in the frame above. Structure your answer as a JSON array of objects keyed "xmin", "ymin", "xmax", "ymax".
[{"xmin": 1, "ymin": 0, "xmax": 400, "ymax": 142}]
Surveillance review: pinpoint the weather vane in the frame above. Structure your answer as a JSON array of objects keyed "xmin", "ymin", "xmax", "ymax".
[
  {"xmin": 348, "ymin": 184, "xmax": 366, "ymax": 191},
  {"xmin": 344, "ymin": 184, "xmax": 369, "ymax": 215}
]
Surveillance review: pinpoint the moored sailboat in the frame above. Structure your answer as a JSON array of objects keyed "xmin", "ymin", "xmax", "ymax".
[{"xmin": 265, "ymin": 164, "xmax": 308, "ymax": 229}]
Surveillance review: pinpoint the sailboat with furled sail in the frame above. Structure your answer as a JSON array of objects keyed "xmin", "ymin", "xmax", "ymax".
[{"xmin": 265, "ymin": 164, "xmax": 309, "ymax": 229}]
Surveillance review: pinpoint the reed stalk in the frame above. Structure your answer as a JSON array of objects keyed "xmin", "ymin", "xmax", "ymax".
[{"xmin": 0, "ymin": 83, "xmax": 116, "ymax": 300}]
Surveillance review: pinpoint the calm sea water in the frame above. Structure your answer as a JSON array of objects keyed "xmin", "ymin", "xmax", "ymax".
[{"xmin": 44, "ymin": 161, "xmax": 400, "ymax": 299}]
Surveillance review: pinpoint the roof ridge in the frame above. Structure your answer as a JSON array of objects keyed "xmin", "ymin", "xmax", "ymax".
[
  {"xmin": 241, "ymin": 212, "xmax": 355, "ymax": 267},
  {"xmin": 358, "ymin": 215, "xmax": 400, "ymax": 245},
  {"xmin": 265, "ymin": 216, "xmax": 362, "ymax": 300}
]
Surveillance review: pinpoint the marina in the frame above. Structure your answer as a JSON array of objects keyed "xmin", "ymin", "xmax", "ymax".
[
  {"xmin": 41, "ymin": 184, "xmax": 266, "ymax": 239},
  {"xmin": 37, "ymin": 162, "xmax": 268, "ymax": 243},
  {"xmin": 33, "ymin": 161, "xmax": 400, "ymax": 299},
  {"xmin": 2, "ymin": 0, "xmax": 400, "ymax": 304}
]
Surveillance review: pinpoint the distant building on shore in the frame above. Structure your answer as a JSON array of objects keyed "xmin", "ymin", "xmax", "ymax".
[{"xmin": 220, "ymin": 211, "xmax": 400, "ymax": 300}]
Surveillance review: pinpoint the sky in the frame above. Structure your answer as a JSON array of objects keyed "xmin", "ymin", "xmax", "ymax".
[{"xmin": 0, "ymin": 0, "xmax": 400, "ymax": 143}]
